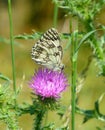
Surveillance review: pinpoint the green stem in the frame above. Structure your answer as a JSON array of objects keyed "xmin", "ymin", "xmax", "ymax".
[
  {"xmin": 71, "ymin": 32, "xmax": 78, "ymax": 130},
  {"xmin": 34, "ymin": 109, "xmax": 46, "ymax": 130},
  {"xmin": 8, "ymin": 0, "xmax": 16, "ymax": 93},
  {"xmin": 53, "ymin": 3, "xmax": 58, "ymax": 28}
]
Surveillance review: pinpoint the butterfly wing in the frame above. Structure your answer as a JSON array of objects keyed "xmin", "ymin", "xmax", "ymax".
[{"xmin": 31, "ymin": 28, "xmax": 64, "ymax": 71}]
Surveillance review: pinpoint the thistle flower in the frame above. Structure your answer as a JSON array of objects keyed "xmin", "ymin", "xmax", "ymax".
[{"xmin": 29, "ymin": 68, "xmax": 68, "ymax": 99}]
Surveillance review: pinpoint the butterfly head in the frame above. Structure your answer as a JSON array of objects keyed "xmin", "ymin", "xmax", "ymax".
[
  {"xmin": 54, "ymin": 65, "xmax": 64, "ymax": 71},
  {"xmin": 47, "ymin": 63, "xmax": 64, "ymax": 71}
]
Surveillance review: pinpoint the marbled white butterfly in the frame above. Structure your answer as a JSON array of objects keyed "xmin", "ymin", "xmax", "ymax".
[{"xmin": 31, "ymin": 28, "xmax": 64, "ymax": 71}]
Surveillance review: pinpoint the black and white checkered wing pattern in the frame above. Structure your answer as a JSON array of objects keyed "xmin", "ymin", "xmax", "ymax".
[{"xmin": 31, "ymin": 28, "xmax": 64, "ymax": 71}]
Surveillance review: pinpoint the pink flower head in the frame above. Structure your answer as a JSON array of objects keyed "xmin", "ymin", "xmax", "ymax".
[{"xmin": 29, "ymin": 68, "xmax": 68, "ymax": 99}]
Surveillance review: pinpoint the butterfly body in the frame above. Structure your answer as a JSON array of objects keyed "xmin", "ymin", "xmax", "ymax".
[{"xmin": 31, "ymin": 28, "xmax": 64, "ymax": 71}]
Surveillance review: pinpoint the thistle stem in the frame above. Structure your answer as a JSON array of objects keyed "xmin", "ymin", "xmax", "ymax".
[{"xmin": 71, "ymin": 31, "xmax": 78, "ymax": 130}]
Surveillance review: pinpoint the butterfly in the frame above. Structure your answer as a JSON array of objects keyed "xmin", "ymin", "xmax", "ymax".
[{"xmin": 31, "ymin": 28, "xmax": 64, "ymax": 71}]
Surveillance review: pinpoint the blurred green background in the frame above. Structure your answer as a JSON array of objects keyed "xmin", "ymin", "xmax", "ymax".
[{"xmin": 0, "ymin": 0, "xmax": 105, "ymax": 130}]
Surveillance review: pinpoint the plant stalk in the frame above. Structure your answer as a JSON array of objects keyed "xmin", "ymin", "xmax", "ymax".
[
  {"xmin": 8, "ymin": 0, "xmax": 16, "ymax": 93},
  {"xmin": 71, "ymin": 32, "xmax": 78, "ymax": 130},
  {"xmin": 53, "ymin": 3, "xmax": 58, "ymax": 28}
]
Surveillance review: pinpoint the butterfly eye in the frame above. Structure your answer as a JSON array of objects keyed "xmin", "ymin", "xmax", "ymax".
[{"xmin": 61, "ymin": 64, "xmax": 65, "ymax": 70}]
